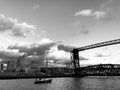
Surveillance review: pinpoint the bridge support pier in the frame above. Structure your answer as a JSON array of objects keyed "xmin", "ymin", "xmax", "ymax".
[{"xmin": 71, "ymin": 49, "xmax": 80, "ymax": 74}]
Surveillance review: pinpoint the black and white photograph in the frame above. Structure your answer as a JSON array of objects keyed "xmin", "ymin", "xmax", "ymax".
[{"xmin": 0, "ymin": 0, "xmax": 120, "ymax": 90}]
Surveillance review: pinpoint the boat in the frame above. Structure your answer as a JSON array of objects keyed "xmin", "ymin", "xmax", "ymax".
[
  {"xmin": 34, "ymin": 78, "xmax": 52, "ymax": 84},
  {"xmin": 34, "ymin": 60, "xmax": 52, "ymax": 84}
]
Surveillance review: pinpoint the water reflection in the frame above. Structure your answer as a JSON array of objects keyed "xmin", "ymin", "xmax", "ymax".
[{"xmin": 0, "ymin": 77, "xmax": 120, "ymax": 90}]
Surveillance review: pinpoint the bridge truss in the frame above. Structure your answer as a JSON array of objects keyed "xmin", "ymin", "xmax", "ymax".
[{"xmin": 70, "ymin": 39, "xmax": 120, "ymax": 74}]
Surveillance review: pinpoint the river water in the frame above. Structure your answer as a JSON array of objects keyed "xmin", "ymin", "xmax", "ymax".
[{"xmin": 0, "ymin": 76, "xmax": 120, "ymax": 90}]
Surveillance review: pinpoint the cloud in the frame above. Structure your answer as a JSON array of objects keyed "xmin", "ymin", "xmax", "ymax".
[
  {"xmin": 71, "ymin": 20, "xmax": 91, "ymax": 38},
  {"xmin": 71, "ymin": 28, "xmax": 89, "ymax": 37},
  {"xmin": 8, "ymin": 38, "xmax": 56, "ymax": 56},
  {"xmin": 80, "ymin": 26, "xmax": 89, "ymax": 35},
  {"xmin": 0, "ymin": 49, "xmax": 23, "ymax": 61},
  {"xmin": 95, "ymin": 53, "xmax": 110, "ymax": 57},
  {"xmin": 33, "ymin": 5, "xmax": 40, "ymax": 10},
  {"xmin": 27, "ymin": 55, "xmax": 45, "ymax": 66},
  {"xmin": 100, "ymin": 0, "xmax": 115, "ymax": 9},
  {"xmin": 0, "ymin": 38, "xmax": 58, "ymax": 67},
  {"xmin": 0, "ymin": 37, "xmax": 88, "ymax": 66},
  {"xmin": 39, "ymin": 38, "xmax": 53, "ymax": 44},
  {"xmin": 0, "ymin": 14, "xmax": 36, "ymax": 37},
  {"xmin": 1, "ymin": 38, "xmax": 57, "ymax": 66},
  {"xmin": 57, "ymin": 44, "xmax": 77, "ymax": 52},
  {"xmin": 99, "ymin": 0, "xmax": 119, "ymax": 22},
  {"xmin": 46, "ymin": 46, "xmax": 71, "ymax": 61},
  {"xmin": 53, "ymin": 44, "xmax": 88, "ymax": 62},
  {"xmin": 75, "ymin": 9, "xmax": 106, "ymax": 20},
  {"xmin": 6, "ymin": 39, "xmax": 74, "ymax": 66},
  {"xmin": 79, "ymin": 56, "xmax": 88, "ymax": 61},
  {"xmin": 46, "ymin": 44, "xmax": 89, "ymax": 64},
  {"xmin": 47, "ymin": 50, "xmax": 70, "ymax": 61},
  {"xmin": 75, "ymin": 9, "xmax": 93, "ymax": 16},
  {"xmin": 94, "ymin": 11, "xmax": 106, "ymax": 19}
]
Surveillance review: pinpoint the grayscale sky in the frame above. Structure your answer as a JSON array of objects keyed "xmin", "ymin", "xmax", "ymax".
[{"xmin": 0, "ymin": 0, "xmax": 120, "ymax": 66}]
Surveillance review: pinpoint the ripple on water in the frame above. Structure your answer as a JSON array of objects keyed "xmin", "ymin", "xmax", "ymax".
[{"xmin": 0, "ymin": 77, "xmax": 119, "ymax": 90}]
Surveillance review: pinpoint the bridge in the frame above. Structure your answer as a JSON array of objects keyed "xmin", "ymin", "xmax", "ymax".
[
  {"xmin": 70, "ymin": 38, "xmax": 120, "ymax": 74},
  {"xmin": 81, "ymin": 64, "xmax": 120, "ymax": 76}
]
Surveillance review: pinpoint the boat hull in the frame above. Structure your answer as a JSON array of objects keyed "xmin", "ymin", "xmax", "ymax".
[{"xmin": 34, "ymin": 79, "xmax": 52, "ymax": 84}]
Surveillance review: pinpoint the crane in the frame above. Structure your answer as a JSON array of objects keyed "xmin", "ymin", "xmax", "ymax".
[{"xmin": 70, "ymin": 39, "xmax": 120, "ymax": 74}]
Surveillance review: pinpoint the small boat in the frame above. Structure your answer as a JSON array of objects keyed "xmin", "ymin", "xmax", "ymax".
[
  {"xmin": 34, "ymin": 78, "xmax": 52, "ymax": 84},
  {"xmin": 34, "ymin": 60, "xmax": 52, "ymax": 84}
]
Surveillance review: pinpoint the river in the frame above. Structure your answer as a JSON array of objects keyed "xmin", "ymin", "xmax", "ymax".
[{"xmin": 0, "ymin": 76, "xmax": 120, "ymax": 90}]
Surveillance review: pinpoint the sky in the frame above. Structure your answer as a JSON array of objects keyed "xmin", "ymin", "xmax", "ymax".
[{"xmin": 0, "ymin": 0, "xmax": 120, "ymax": 67}]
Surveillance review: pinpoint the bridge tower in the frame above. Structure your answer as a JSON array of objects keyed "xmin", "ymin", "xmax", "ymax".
[{"xmin": 71, "ymin": 49, "xmax": 80, "ymax": 74}]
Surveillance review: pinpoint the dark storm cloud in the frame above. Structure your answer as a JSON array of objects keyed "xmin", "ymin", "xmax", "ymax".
[
  {"xmin": 8, "ymin": 42, "xmax": 56, "ymax": 56},
  {"xmin": 57, "ymin": 44, "xmax": 88, "ymax": 61},
  {"xmin": 0, "ymin": 40, "xmax": 89, "ymax": 65},
  {"xmin": 57, "ymin": 44, "xmax": 77, "ymax": 52},
  {"xmin": 0, "ymin": 49, "xmax": 23, "ymax": 61},
  {"xmin": 27, "ymin": 55, "xmax": 45, "ymax": 65}
]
